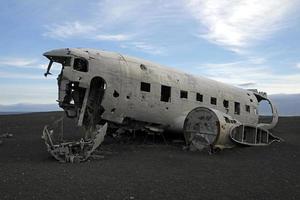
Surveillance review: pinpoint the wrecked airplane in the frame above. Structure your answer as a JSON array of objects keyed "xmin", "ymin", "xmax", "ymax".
[{"xmin": 42, "ymin": 48, "xmax": 281, "ymax": 162}]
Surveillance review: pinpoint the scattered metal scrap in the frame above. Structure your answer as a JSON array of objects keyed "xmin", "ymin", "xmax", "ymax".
[
  {"xmin": 0, "ymin": 133, "xmax": 13, "ymax": 138},
  {"xmin": 41, "ymin": 117, "xmax": 107, "ymax": 163},
  {"xmin": 0, "ymin": 133, "xmax": 13, "ymax": 145}
]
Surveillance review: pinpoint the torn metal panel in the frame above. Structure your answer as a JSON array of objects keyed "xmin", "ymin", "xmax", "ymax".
[
  {"xmin": 249, "ymin": 89, "xmax": 279, "ymax": 128},
  {"xmin": 41, "ymin": 119, "xmax": 107, "ymax": 163},
  {"xmin": 0, "ymin": 133, "xmax": 13, "ymax": 145},
  {"xmin": 0, "ymin": 133, "xmax": 13, "ymax": 138}
]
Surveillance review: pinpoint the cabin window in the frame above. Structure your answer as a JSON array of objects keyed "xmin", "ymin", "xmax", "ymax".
[
  {"xmin": 245, "ymin": 105, "xmax": 250, "ymax": 113},
  {"xmin": 234, "ymin": 102, "xmax": 240, "ymax": 115},
  {"xmin": 49, "ymin": 56, "xmax": 71, "ymax": 67},
  {"xmin": 180, "ymin": 90, "xmax": 188, "ymax": 99},
  {"xmin": 196, "ymin": 93, "xmax": 203, "ymax": 102},
  {"xmin": 74, "ymin": 58, "xmax": 88, "ymax": 72},
  {"xmin": 161, "ymin": 85, "xmax": 171, "ymax": 102},
  {"xmin": 140, "ymin": 82, "xmax": 151, "ymax": 92},
  {"xmin": 223, "ymin": 100, "xmax": 229, "ymax": 108},
  {"xmin": 211, "ymin": 97, "xmax": 217, "ymax": 105}
]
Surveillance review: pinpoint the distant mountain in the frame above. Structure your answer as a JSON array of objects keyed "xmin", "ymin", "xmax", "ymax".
[
  {"xmin": 0, "ymin": 103, "xmax": 61, "ymax": 113},
  {"xmin": 267, "ymin": 94, "xmax": 300, "ymax": 116},
  {"xmin": 0, "ymin": 93, "xmax": 299, "ymax": 116}
]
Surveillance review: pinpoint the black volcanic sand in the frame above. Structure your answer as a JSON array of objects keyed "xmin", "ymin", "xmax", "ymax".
[{"xmin": 0, "ymin": 112, "xmax": 299, "ymax": 200}]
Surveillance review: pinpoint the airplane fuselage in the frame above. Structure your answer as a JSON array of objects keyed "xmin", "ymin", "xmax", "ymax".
[{"xmin": 43, "ymin": 48, "xmax": 277, "ymax": 132}]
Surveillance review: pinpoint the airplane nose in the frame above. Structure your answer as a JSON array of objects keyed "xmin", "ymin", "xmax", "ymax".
[{"xmin": 43, "ymin": 48, "xmax": 70, "ymax": 57}]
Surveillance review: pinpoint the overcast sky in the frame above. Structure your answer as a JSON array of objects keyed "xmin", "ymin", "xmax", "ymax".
[{"xmin": 1, "ymin": 0, "xmax": 300, "ymax": 105}]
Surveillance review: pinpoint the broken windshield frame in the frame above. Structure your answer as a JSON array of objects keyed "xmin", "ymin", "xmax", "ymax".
[{"xmin": 44, "ymin": 56, "xmax": 72, "ymax": 77}]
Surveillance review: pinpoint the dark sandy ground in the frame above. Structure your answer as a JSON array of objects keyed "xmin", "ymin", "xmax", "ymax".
[{"xmin": 0, "ymin": 112, "xmax": 299, "ymax": 200}]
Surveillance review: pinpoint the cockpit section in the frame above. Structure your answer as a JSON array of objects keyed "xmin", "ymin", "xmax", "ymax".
[
  {"xmin": 43, "ymin": 49, "xmax": 106, "ymax": 132},
  {"xmin": 43, "ymin": 51, "xmax": 89, "ymax": 122},
  {"xmin": 41, "ymin": 49, "xmax": 109, "ymax": 162}
]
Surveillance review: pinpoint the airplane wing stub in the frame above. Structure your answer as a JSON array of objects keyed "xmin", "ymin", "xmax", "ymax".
[{"xmin": 230, "ymin": 124, "xmax": 283, "ymax": 146}]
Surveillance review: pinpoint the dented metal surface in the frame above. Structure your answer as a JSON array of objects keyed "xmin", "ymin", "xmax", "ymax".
[{"xmin": 42, "ymin": 48, "xmax": 281, "ymax": 160}]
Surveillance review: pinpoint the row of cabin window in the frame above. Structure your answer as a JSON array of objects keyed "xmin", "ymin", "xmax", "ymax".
[{"xmin": 140, "ymin": 82, "xmax": 250, "ymax": 115}]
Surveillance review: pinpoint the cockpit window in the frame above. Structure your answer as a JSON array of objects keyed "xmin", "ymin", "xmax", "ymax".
[
  {"xmin": 44, "ymin": 56, "xmax": 71, "ymax": 77},
  {"xmin": 48, "ymin": 56, "xmax": 71, "ymax": 66},
  {"xmin": 74, "ymin": 58, "xmax": 88, "ymax": 72}
]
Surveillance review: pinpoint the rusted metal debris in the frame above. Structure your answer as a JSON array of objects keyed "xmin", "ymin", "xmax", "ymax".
[{"xmin": 42, "ymin": 122, "xmax": 107, "ymax": 163}]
